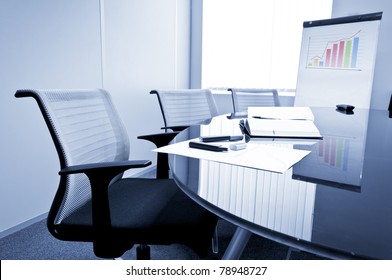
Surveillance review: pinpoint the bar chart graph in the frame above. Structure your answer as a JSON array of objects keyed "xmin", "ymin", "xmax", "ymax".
[
  {"xmin": 293, "ymin": 132, "xmax": 365, "ymax": 190},
  {"xmin": 317, "ymin": 136, "xmax": 350, "ymax": 171},
  {"xmin": 306, "ymin": 30, "xmax": 362, "ymax": 70}
]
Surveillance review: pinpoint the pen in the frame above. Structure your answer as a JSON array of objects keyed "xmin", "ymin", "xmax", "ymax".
[
  {"xmin": 189, "ymin": 141, "xmax": 228, "ymax": 152},
  {"xmin": 252, "ymin": 116, "xmax": 308, "ymax": 120},
  {"xmin": 199, "ymin": 135, "xmax": 243, "ymax": 142}
]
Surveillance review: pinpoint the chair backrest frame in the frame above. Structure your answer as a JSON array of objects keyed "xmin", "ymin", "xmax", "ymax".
[
  {"xmin": 151, "ymin": 89, "xmax": 219, "ymax": 131},
  {"xmin": 228, "ymin": 88, "xmax": 280, "ymax": 113}
]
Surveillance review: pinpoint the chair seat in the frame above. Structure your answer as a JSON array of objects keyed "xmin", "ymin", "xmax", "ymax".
[{"xmin": 57, "ymin": 178, "xmax": 217, "ymax": 257}]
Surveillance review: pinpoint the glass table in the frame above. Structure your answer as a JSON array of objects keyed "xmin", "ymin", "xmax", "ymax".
[{"xmin": 167, "ymin": 107, "xmax": 392, "ymax": 259}]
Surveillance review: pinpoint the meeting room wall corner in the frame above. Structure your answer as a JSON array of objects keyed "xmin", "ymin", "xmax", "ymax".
[
  {"xmin": 0, "ymin": 0, "xmax": 191, "ymax": 236},
  {"xmin": 333, "ymin": 0, "xmax": 392, "ymax": 110}
]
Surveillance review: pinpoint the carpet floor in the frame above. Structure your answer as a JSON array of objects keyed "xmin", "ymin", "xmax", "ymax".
[{"xmin": 0, "ymin": 218, "xmax": 327, "ymax": 260}]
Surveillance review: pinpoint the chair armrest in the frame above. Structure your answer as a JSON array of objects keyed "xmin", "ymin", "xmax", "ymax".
[
  {"xmin": 138, "ymin": 132, "xmax": 178, "ymax": 179},
  {"xmin": 161, "ymin": 125, "xmax": 189, "ymax": 132},
  {"xmin": 58, "ymin": 159, "xmax": 152, "ymax": 248},
  {"xmin": 138, "ymin": 131, "xmax": 179, "ymax": 148},
  {"xmin": 59, "ymin": 160, "xmax": 151, "ymax": 176}
]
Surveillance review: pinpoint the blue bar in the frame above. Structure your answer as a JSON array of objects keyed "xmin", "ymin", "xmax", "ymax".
[
  {"xmin": 351, "ymin": 37, "xmax": 359, "ymax": 68},
  {"xmin": 319, "ymin": 61, "xmax": 324, "ymax": 67}
]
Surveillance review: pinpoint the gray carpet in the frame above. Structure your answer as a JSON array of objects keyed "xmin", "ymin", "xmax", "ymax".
[{"xmin": 0, "ymin": 218, "xmax": 327, "ymax": 260}]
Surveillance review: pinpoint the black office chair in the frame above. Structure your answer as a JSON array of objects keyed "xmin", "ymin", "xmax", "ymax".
[
  {"xmin": 138, "ymin": 89, "xmax": 219, "ymax": 179},
  {"xmin": 15, "ymin": 88, "xmax": 218, "ymax": 260},
  {"xmin": 228, "ymin": 88, "xmax": 280, "ymax": 113}
]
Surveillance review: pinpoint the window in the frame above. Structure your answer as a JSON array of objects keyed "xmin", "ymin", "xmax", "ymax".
[{"xmin": 201, "ymin": 0, "xmax": 333, "ymax": 91}]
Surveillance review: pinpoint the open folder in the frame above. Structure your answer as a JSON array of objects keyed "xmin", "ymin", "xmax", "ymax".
[{"xmin": 246, "ymin": 107, "xmax": 322, "ymax": 139}]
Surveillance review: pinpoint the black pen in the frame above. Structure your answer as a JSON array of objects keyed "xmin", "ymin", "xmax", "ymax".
[
  {"xmin": 252, "ymin": 116, "xmax": 307, "ymax": 120},
  {"xmin": 199, "ymin": 135, "xmax": 243, "ymax": 142},
  {"xmin": 189, "ymin": 141, "xmax": 228, "ymax": 152}
]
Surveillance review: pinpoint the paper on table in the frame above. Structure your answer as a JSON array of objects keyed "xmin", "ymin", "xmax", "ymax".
[
  {"xmin": 154, "ymin": 139, "xmax": 311, "ymax": 174},
  {"xmin": 248, "ymin": 106, "xmax": 315, "ymax": 120}
]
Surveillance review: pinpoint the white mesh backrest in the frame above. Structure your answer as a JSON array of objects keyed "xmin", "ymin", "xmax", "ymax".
[
  {"xmin": 153, "ymin": 89, "xmax": 219, "ymax": 128},
  {"xmin": 28, "ymin": 89, "xmax": 130, "ymax": 223},
  {"xmin": 230, "ymin": 88, "xmax": 280, "ymax": 113}
]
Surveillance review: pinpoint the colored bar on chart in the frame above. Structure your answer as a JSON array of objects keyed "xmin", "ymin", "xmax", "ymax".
[
  {"xmin": 342, "ymin": 139, "xmax": 350, "ymax": 171},
  {"xmin": 324, "ymin": 137, "xmax": 330, "ymax": 164},
  {"xmin": 325, "ymin": 49, "xmax": 331, "ymax": 67},
  {"xmin": 313, "ymin": 58, "xmax": 319, "ymax": 67},
  {"xmin": 318, "ymin": 141, "xmax": 324, "ymax": 157},
  {"xmin": 343, "ymin": 40, "xmax": 352, "ymax": 68},
  {"xmin": 331, "ymin": 43, "xmax": 338, "ymax": 67},
  {"xmin": 337, "ymin": 41, "xmax": 345, "ymax": 67},
  {"xmin": 351, "ymin": 37, "xmax": 359, "ymax": 68},
  {"xmin": 336, "ymin": 138, "xmax": 344, "ymax": 168},
  {"xmin": 330, "ymin": 138, "xmax": 336, "ymax": 166}
]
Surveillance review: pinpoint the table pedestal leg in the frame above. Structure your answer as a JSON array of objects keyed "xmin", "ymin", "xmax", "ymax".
[{"xmin": 222, "ymin": 227, "xmax": 252, "ymax": 260}]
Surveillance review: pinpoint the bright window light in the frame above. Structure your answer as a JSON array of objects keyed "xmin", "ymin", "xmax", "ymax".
[{"xmin": 202, "ymin": 0, "xmax": 333, "ymax": 91}]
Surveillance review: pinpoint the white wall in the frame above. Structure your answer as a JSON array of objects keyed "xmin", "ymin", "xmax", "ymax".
[
  {"xmin": 102, "ymin": 0, "xmax": 190, "ymax": 166},
  {"xmin": 332, "ymin": 0, "xmax": 392, "ymax": 110},
  {"xmin": 0, "ymin": 0, "xmax": 191, "ymax": 234},
  {"xmin": 0, "ymin": 0, "xmax": 103, "ymax": 234}
]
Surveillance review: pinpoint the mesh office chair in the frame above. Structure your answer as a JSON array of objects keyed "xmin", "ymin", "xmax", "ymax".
[
  {"xmin": 228, "ymin": 88, "xmax": 280, "ymax": 113},
  {"xmin": 138, "ymin": 89, "xmax": 219, "ymax": 178},
  {"xmin": 15, "ymin": 89, "xmax": 218, "ymax": 259}
]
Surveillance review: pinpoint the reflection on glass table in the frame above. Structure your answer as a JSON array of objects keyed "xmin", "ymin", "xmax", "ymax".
[
  {"xmin": 293, "ymin": 108, "xmax": 369, "ymax": 191},
  {"xmin": 168, "ymin": 107, "xmax": 392, "ymax": 259}
]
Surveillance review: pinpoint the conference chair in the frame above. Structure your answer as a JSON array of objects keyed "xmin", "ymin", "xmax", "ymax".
[
  {"xmin": 150, "ymin": 89, "xmax": 219, "ymax": 131},
  {"xmin": 15, "ymin": 89, "xmax": 218, "ymax": 260},
  {"xmin": 228, "ymin": 88, "xmax": 280, "ymax": 113},
  {"xmin": 138, "ymin": 89, "xmax": 219, "ymax": 179}
]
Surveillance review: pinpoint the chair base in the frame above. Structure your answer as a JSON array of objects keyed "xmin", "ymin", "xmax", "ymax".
[{"xmin": 136, "ymin": 244, "xmax": 151, "ymax": 260}]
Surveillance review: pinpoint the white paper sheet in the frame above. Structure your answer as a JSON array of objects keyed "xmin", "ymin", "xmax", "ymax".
[{"xmin": 154, "ymin": 139, "xmax": 311, "ymax": 174}]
